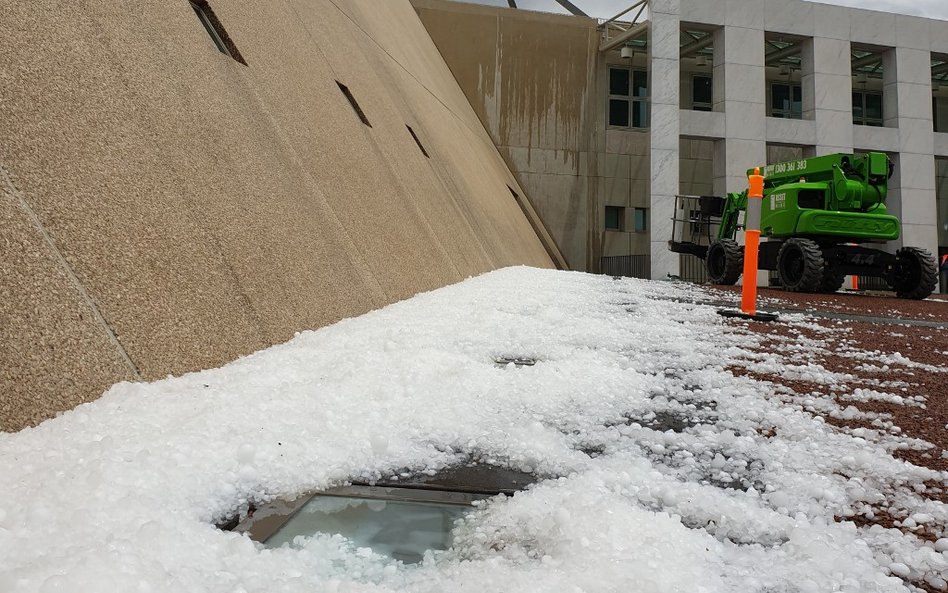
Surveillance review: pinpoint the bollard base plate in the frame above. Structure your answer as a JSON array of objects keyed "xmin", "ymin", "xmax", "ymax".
[{"xmin": 717, "ymin": 309, "xmax": 779, "ymax": 322}]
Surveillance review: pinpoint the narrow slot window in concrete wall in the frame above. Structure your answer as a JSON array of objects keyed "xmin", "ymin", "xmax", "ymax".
[
  {"xmin": 336, "ymin": 82, "xmax": 372, "ymax": 127},
  {"xmin": 406, "ymin": 125, "xmax": 430, "ymax": 158},
  {"xmin": 189, "ymin": 0, "xmax": 247, "ymax": 65}
]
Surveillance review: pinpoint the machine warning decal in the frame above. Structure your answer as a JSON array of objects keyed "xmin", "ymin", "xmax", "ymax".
[{"xmin": 770, "ymin": 193, "xmax": 786, "ymax": 210}]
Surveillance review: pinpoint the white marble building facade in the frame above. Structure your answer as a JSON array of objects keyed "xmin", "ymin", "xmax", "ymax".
[{"xmin": 648, "ymin": 0, "xmax": 948, "ymax": 280}]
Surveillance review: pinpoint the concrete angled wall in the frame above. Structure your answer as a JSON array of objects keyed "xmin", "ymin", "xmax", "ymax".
[{"xmin": 0, "ymin": 0, "xmax": 554, "ymax": 431}]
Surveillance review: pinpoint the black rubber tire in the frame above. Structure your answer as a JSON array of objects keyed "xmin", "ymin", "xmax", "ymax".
[
  {"xmin": 777, "ymin": 238, "xmax": 824, "ymax": 292},
  {"xmin": 820, "ymin": 268, "xmax": 846, "ymax": 293},
  {"xmin": 705, "ymin": 239, "xmax": 743, "ymax": 285},
  {"xmin": 890, "ymin": 247, "xmax": 938, "ymax": 300}
]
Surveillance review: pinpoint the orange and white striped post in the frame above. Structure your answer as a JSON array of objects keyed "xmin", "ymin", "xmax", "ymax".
[{"xmin": 740, "ymin": 168, "xmax": 765, "ymax": 317}]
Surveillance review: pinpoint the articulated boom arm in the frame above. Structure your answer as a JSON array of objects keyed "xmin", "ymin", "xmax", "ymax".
[
  {"xmin": 751, "ymin": 152, "xmax": 891, "ymax": 213},
  {"xmin": 716, "ymin": 190, "xmax": 746, "ymax": 241}
]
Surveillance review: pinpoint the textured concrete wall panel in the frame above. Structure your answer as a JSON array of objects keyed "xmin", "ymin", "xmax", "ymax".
[
  {"xmin": 413, "ymin": 7, "xmax": 500, "ymax": 129},
  {"xmin": 0, "ymin": 0, "xmax": 552, "ymax": 430},
  {"xmin": 0, "ymin": 177, "xmax": 139, "ymax": 430},
  {"xmin": 415, "ymin": 0, "xmax": 598, "ymax": 270},
  {"xmin": 496, "ymin": 14, "xmax": 594, "ymax": 150}
]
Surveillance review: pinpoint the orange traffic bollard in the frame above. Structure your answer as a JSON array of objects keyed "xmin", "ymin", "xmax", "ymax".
[
  {"xmin": 741, "ymin": 168, "xmax": 765, "ymax": 316},
  {"xmin": 718, "ymin": 168, "xmax": 777, "ymax": 322}
]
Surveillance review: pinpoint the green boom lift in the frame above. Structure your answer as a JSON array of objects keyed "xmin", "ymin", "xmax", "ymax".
[{"xmin": 668, "ymin": 152, "xmax": 938, "ymax": 299}]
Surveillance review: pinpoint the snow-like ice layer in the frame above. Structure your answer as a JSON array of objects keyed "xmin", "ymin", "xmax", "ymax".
[{"xmin": 1, "ymin": 267, "xmax": 946, "ymax": 593}]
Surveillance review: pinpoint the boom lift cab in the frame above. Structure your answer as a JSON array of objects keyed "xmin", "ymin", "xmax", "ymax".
[{"xmin": 669, "ymin": 152, "xmax": 938, "ymax": 299}]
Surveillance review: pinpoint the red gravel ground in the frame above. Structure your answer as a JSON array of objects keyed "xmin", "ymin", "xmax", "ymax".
[
  {"xmin": 715, "ymin": 286, "xmax": 948, "ymax": 322},
  {"xmin": 714, "ymin": 288, "xmax": 947, "ymax": 591},
  {"xmin": 715, "ymin": 288, "xmax": 948, "ymax": 466}
]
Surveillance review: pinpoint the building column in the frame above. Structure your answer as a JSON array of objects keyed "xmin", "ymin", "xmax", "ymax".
[
  {"xmin": 711, "ymin": 24, "xmax": 766, "ymax": 197},
  {"xmin": 802, "ymin": 36, "xmax": 854, "ymax": 155},
  {"xmin": 711, "ymin": 22, "xmax": 767, "ymax": 285},
  {"xmin": 889, "ymin": 47, "xmax": 939, "ymax": 256},
  {"xmin": 648, "ymin": 0, "xmax": 680, "ymax": 280}
]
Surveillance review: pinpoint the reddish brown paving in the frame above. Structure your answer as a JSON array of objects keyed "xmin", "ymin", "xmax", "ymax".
[
  {"xmin": 714, "ymin": 286, "xmax": 948, "ymax": 322},
  {"xmin": 717, "ymin": 295, "xmax": 948, "ymax": 591},
  {"xmin": 728, "ymin": 315, "xmax": 948, "ymax": 470}
]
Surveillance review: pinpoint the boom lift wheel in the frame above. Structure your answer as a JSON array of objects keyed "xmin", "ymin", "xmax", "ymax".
[
  {"xmin": 705, "ymin": 239, "xmax": 743, "ymax": 285},
  {"xmin": 890, "ymin": 247, "xmax": 938, "ymax": 300},
  {"xmin": 820, "ymin": 267, "xmax": 846, "ymax": 293},
  {"xmin": 777, "ymin": 238, "xmax": 824, "ymax": 292}
]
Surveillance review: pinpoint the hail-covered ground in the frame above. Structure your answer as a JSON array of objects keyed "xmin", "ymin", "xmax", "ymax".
[{"xmin": 1, "ymin": 267, "xmax": 947, "ymax": 593}]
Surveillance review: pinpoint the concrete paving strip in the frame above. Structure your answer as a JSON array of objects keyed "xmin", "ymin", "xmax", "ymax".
[
  {"xmin": 757, "ymin": 307, "xmax": 948, "ymax": 329},
  {"xmin": 652, "ymin": 295, "xmax": 948, "ymax": 329}
]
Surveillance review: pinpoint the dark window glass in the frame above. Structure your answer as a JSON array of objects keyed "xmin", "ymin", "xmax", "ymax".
[
  {"xmin": 406, "ymin": 125, "xmax": 430, "ymax": 158},
  {"xmin": 632, "ymin": 100, "xmax": 649, "ymax": 128},
  {"xmin": 853, "ymin": 91, "xmax": 883, "ymax": 125},
  {"xmin": 605, "ymin": 206, "xmax": 624, "ymax": 231},
  {"xmin": 934, "ymin": 97, "xmax": 939, "ymax": 133},
  {"xmin": 634, "ymin": 208, "xmax": 648, "ymax": 232},
  {"xmin": 865, "ymin": 93, "xmax": 883, "ymax": 120},
  {"xmin": 189, "ymin": 0, "xmax": 246, "ymax": 65},
  {"xmin": 632, "ymin": 70, "xmax": 648, "ymax": 97},
  {"xmin": 337, "ymin": 82, "xmax": 372, "ymax": 127},
  {"xmin": 693, "ymin": 75, "xmax": 712, "ymax": 109},
  {"xmin": 771, "ymin": 83, "xmax": 801, "ymax": 119},
  {"xmin": 610, "ymin": 68, "xmax": 630, "ymax": 96},
  {"xmin": 609, "ymin": 99, "xmax": 630, "ymax": 127},
  {"xmin": 608, "ymin": 68, "xmax": 647, "ymax": 128},
  {"xmin": 772, "ymin": 84, "xmax": 790, "ymax": 111}
]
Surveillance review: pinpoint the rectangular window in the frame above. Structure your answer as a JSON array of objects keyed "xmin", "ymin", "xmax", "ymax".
[
  {"xmin": 633, "ymin": 208, "xmax": 648, "ymax": 232},
  {"xmin": 933, "ymin": 96, "xmax": 948, "ymax": 134},
  {"xmin": 770, "ymin": 82, "xmax": 801, "ymax": 119},
  {"xmin": 865, "ymin": 93, "xmax": 883, "ymax": 121},
  {"xmin": 190, "ymin": 0, "xmax": 246, "ymax": 65},
  {"xmin": 609, "ymin": 99, "xmax": 630, "ymax": 127},
  {"xmin": 632, "ymin": 70, "xmax": 649, "ymax": 128},
  {"xmin": 605, "ymin": 206, "xmax": 625, "ymax": 231},
  {"xmin": 853, "ymin": 91, "xmax": 884, "ymax": 126},
  {"xmin": 609, "ymin": 68, "xmax": 630, "ymax": 96},
  {"xmin": 932, "ymin": 97, "xmax": 942, "ymax": 132},
  {"xmin": 692, "ymin": 75, "xmax": 712, "ymax": 111},
  {"xmin": 608, "ymin": 67, "xmax": 649, "ymax": 129}
]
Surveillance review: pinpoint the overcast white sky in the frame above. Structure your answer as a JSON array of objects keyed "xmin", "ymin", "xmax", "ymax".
[{"xmin": 468, "ymin": 0, "xmax": 948, "ymax": 21}]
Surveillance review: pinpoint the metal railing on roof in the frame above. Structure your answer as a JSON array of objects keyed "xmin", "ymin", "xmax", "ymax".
[{"xmin": 598, "ymin": 0, "xmax": 649, "ymax": 53}]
